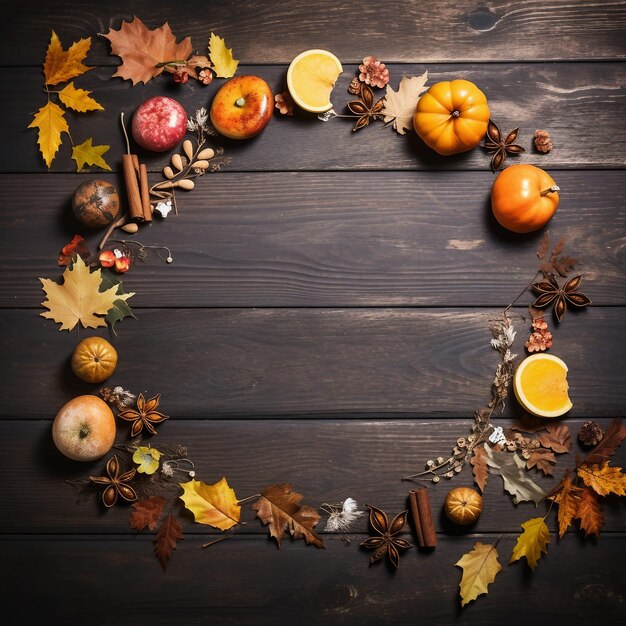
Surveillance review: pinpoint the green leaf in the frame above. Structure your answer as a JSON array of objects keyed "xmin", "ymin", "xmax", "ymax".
[{"xmin": 99, "ymin": 270, "xmax": 137, "ymax": 334}]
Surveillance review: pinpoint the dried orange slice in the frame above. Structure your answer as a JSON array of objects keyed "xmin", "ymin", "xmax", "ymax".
[
  {"xmin": 513, "ymin": 354, "xmax": 573, "ymax": 418},
  {"xmin": 286, "ymin": 49, "xmax": 343, "ymax": 113}
]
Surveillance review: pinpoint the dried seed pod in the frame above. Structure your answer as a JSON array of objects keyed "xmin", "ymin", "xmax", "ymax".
[
  {"xmin": 436, "ymin": 456, "xmax": 445, "ymax": 465},
  {"xmin": 432, "ymin": 476, "xmax": 440, "ymax": 484},
  {"xmin": 171, "ymin": 154, "xmax": 184, "ymax": 171},
  {"xmin": 513, "ymin": 433, "xmax": 523, "ymax": 442},
  {"xmin": 521, "ymin": 450, "xmax": 531, "ymax": 460},
  {"xmin": 506, "ymin": 442, "xmax": 516, "ymax": 452},
  {"xmin": 456, "ymin": 437, "xmax": 467, "ymax": 448},
  {"xmin": 454, "ymin": 465, "xmax": 463, "ymax": 473},
  {"xmin": 192, "ymin": 160, "xmax": 210, "ymax": 170},
  {"xmin": 183, "ymin": 139, "xmax": 194, "ymax": 160},
  {"xmin": 426, "ymin": 460, "xmax": 435, "ymax": 468},
  {"xmin": 467, "ymin": 434, "xmax": 475, "ymax": 443},
  {"xmin": 121, "ymin": 223, "xmax": 139, "ymax": 234},
  {"xmin": 163, "ymin": 166, "xmax": 175, "ymax": 180},
  {"xmin": 444, "ymin": 471, "xmax": 454, "ymax": 479},
  {"xmin": 197, "ymin": 148, "xmax": 215, "ymax": 160},
  {"xmin": 177, "ymin": 179, "xmax": 195, "ymax": 191}
]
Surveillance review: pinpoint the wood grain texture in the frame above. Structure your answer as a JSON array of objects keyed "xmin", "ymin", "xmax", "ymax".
[
  {"xmin": 2, "ymin": 0, "xmax": 626, "ymax": 65},
  {"xmin": 1, "ymin": 308, "xmax": 623, "ymax": 419},
  {"xmin": 2, "ymin": 534, "xmax": 625, "ymax": 625},
  {"xmin": 0, "ymin": 171, "xmax": 623, "ymax": 308},
  {"xmin": 0, "ymin": 418, "xmax": 624, "ymax": 534},
  {"xmin": 9, "ymin": 62, "xmax": 626, "ymax": 173}
]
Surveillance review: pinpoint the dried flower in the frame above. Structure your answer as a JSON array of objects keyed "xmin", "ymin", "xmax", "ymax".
[
  {"xmin": 101, "ymin": 386, "xmax": 137, "ymax": 410},
  {"xmin": 525, "ymin": 317, "xmax": 553, "ymax": 352},
  {"xmin": 90, "ymin": 455, "xmax": 137, "ymax": 507},
  {"xmin": 358, "ymin": 56, "xmax": 390, "ymax": 88},
  {"xmin": 322, "ymin": 498, "xmax": 364, "ymax": 536},
  {"xmin": 133, "ymin": 446, "xmax": 163, "ymax": 475},
  {"xmin": 274, "ymin": 91, "xmax": 294, "ymax": 116},
  {"xmin": 482, "ymin": 119, "xmax": 525, "ymax": 172},
  {"xmin": 173, "ymin": 68, "xmax": 189, "ymax": 84},
  {"xmin": 578, "ymin": 421, "xmax": 604, "ymax": 447},
  {"xmin": 197, "ymin": 67, "xmax": 213, "ymax": 85},
  {"xmin": 348, "ymin": 77, "xmax": 361, "ymax": 95},
  {"xmin": 534, "ymin": 129, "xmax": 553, "ymax": 153}
]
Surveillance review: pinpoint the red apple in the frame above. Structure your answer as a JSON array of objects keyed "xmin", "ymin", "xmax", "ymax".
[
  {"xmin": 131, "ymin": 96, "xmax": 187, "ymax": 152},
  {"xmin": 210, "ymin": 75, "xmax": 273, "ymax": 139}
]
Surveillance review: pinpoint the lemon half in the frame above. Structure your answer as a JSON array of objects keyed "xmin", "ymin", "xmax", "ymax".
[
  {"xmin": 286, "ymin": 49, "xmax": 343, "ymax": 113},
  {"xmin": 513, "ymin": 353, "xmax": 573, "ymax": 418}
]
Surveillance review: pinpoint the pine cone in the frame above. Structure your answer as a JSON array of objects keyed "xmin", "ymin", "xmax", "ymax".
[
  {"xmin": 358, "ymin": 56, "xmax": 390, "ymax": 89},
  {"xmin": 534, "ymin": 129, "xmax": 553, "ymax": 153},
  {"xmin": 578, "ymin": 421, "xmax": 604, "ymax": 447}
]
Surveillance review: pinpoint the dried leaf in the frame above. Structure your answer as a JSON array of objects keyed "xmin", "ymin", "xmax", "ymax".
[
  {"xmin": 57, "ymin": 234, "xmax": 90, "ymax": 266},
  {"xmin": 58, "ymin": 82, "xmax": 104, "ymax": 112},
  {"xmin": 577, "ymin": 462, "xmax": 626, "ymax": 496},
  {"xmin": 575, "ymin": 487, "xmax": 604, "ymax": 536},
  {"xmin": 484, "ymin": 444, "xmax": 547, "ymax": 505},
  {"xmin": 179, "ymin": 477, "xmax": 241, "ymax": 531},
  {"xmin": 43, "ymin": 30, "xmax": 93, "ymax": 85},
  {"xmin": 550, "ymin": 472, "xmax": 582, "ymax": 538},
  {"xmin": 582, "ymin": 418, "xmax": 626, "ymax": 466},
  {"xmin": 510, "ymin": 517, "xmax": 550, "ymax": 569},
  {"xmin": 101, "ymin": 16, "xmax": 192, "ymax": 85},
  {"xmin": 456, "ymin": 542, "xmax": 502, "ymax": 607},
  {"xmin": 154, "ymin": 513, "xmax": 183, "ymax": 571},
  {"xmin": 130, "ymin": 496, "xmax": 167, "ymax": 531},
  {"xmin": 536, "ymin": 232, "xmax": 549, "ymax": 260},
  {"xmin": 537, "ymin": 423, "xmax": 572, "ymax": 454},
  {"xmin": 208, "ymin": 32, "xmax": 238, "ymax": 78},
  {"xmin": 39, "ymin": 256, "xmax": 133, "ymax": 331},
  {"xmin": 552, "ymin": 255, "xmax": 578, "ymax": 277},
  {"xmin": 526, "ymin": 448, "xmax": 557, "ymax": 476},
  {"xmin": 252, "ymin": 483, "xmax": 324, "ymax": 549},
  {"xmin": 470, "ymin": 445, "xmax": 489, "ymax": 492},
  {"xmin": 71, "ymin": 137, "xmax": 111, "ymax": 172},
  {"xmin": 381, "ymin": 72, "xmax": 428, "ymax": 135},
  {"xmin": 28, "ymin": 101, "xmax": 68, "ymax": 168},
  {"xmin": 99, "ymin": 270, "xmax": 137, "ymax": 334}
]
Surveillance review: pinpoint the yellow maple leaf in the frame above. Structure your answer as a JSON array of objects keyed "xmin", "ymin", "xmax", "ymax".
[
  {"xmin": 71, "ymin": 138, "xmax": 111, "ymax": 172},
  {"xmin": 578, "ymin": 461, "xmax": 626, "ymax": 496},
  {"xmin": 509, "ymin": 517, "xmax": 550, "ymax": 569},
  {"xmin": 43, "ymin": 30, "xmax": 93, "ymax": 86},
  {"xmin": 28, "ymin": 101, "xmax": 69, "ymax": 168},
  {"xmin": 208, "ymin": 33, "xmax": 238, "ymax": 78},
  {"xmin": 39, "ymin": 256, "xmax": 133, "ymax": 331},
  {"xmin": 179, "ymin": 477, "xmax": 241, "ymax": 531},
  {"xmin": 58, "ymin": 82, "xmax": 104, "ymax": 112},
  {"xmin": 551, "ymin": 473, "xmax": 582, "ymax": 538},
  {"xmin": 456, "ymin": 542, "xmax": 502, "ymax": 607}
]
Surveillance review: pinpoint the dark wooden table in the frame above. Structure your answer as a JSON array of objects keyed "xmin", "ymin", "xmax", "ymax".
[{"xmin": 1, "ymin": 1, "xmax": 625, "ymax": 624}]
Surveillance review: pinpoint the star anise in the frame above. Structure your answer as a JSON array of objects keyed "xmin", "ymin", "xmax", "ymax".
[
  {"xmin": 531, "ymin": 274, "xmax": 591, "ymax": 323},
  {"xmin": 90, "ymin": 455, "xmax": 138, "ymax": 507},
  {"xmin": 118, "ymin": 393, "xmax": 169, "ymax": 437},
  {"xmin": 347, "ymin": 83, "xmax": 384, "ymax": 132},
  {"xmin": 482, "ymin": 119, "xmax": 525, "ymax": 172},
  {"xmin": 360, "ymin": 504, "xmax": 413, "ymax": 568}
]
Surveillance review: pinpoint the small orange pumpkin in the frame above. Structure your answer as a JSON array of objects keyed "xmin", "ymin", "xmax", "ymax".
[
  {"xmin": 413, "ymin": 79, "xmax": 490, "ymax": 156},
  {"xmin": 444, "ymin": 487, "xmax": 483, "ymax": 525},
  {"xmin": 491, "ymin": 164, "xmax": 560, "ymax": 233},
  {"xmin": 71, "ymin": 336, "xmax": 118, "ymax": 383}
]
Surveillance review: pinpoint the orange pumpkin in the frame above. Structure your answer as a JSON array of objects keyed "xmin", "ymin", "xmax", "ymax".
[
  {"xmin": 491, "ymin": 164, "xmax": 560, "ymax": 233},
  {"xmin": 71, "ymin": 336, "xmax": 118, "ymax": 383},
  {"xmin": 444, "ymin": 487, "xmax": 483, "ymax": 525},
  {"xmin": 413, "ymin": 79, "xmax": 490, "ymax": 156}
]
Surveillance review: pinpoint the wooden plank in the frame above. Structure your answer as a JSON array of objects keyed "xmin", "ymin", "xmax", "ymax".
[
  {"xmin": 2, "ymin": 534, "xmax": 625, "ymax": 624},
  {"xmin": 0, "ymin": 308, "xmax": 623, "ymax": 419},
  {"xmin": 0, "ymin": 418, "xmax": 624, "ymax": 534},
  {"xmin": 0, "ymin": 171, "xmax": 623, "ymax": 308},
  {"xmin": 2, "ymin": 1, "xmax": 626, "ymax": 65},
  {"xmin": 9, "ymin": 62, "xmax": 626, "ymax": 173}
]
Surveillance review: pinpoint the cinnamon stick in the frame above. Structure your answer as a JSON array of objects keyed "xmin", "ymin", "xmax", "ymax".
[
  {"xmin": 139, "ymin": 163, "xmax": 152, "ymax": 222},
  {"xmin": 122, "ymin": 154, "xmax": 144, "ymax": 222},
  {"xmin": 409, "ymin": 488, "xmax": 437, "ymax": 548}
]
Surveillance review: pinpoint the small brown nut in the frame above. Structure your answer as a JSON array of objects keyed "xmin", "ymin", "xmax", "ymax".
[
  {"xmin": 177, "ymin": 179, "xmax": 195, "ymax": 191},
  {"xmin": 121, "ymin": 222, "xmax": 139, "ymax": 234},
  {"xmin": 183, "ymin": 139, "xmax": 194, "ymax": 160},
  {"xmin": 163, "ymin": 166, "xmax": 175, "ymax": 179},
  {"xmin": 197, "ymin": 148, "xmax": 215, "ymax": 160},
  {"xmin": 192, "ymin": 160, "xmax": 210, "ymax": 170},
  {"xmin": 171, "ymin": 154, "xmax": 183, "ymax": 171}
]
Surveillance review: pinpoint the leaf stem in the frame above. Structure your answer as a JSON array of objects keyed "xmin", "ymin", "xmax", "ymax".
[
  {"xmin": 237, "ymin": 494, "xmax": 261, "ymax": 504},
  {"xmin": 201, "ymin": 535, "xmax": 231, "ymax": 549}
]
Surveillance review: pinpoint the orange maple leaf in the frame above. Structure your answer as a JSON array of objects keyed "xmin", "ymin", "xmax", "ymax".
[
  {"xmin": 550, "ymin": 472, "xmax": 582, "ymax": 538},
  {"xmin": 43, "ymin": 30, "xmax": 93, "ymax": 85},
  {"xmin": 101, "ymin": 16, "xmax": 192, "ymax": 85},
  {"xmin": 575, "ymin": 487, "xmax": 604, "ymax": 537},
  {"xmin": 577, "ymin": 461, "xmax": 626, "ymax": 497}
]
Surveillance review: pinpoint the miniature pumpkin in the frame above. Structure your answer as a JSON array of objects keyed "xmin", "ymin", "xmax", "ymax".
[
  {"xmin": 71, "ymin": 336, "xmax": 118, "ymax": 383},
  {"xmin": 443, "ymin": 486, "xmax": 483, "ymax": 525},
  {"xmin": 413, "ymin": 79, "xmax": 490, "ymax": 156},
  {"xmin": 491, "ymin": 164, "xmax": 560, "ymax": 233}
]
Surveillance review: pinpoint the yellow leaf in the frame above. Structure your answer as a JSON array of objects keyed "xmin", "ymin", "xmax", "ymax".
[
  {"xmin": 28, "ymin": 101, "xmax": 69, "ymax": 168},
  {"xmin": 43, "ymin": 30, "xmax": 93, "ymax": 85},
  {"xmin": 39, "ymin": 256, "xmax": 133, "ymax": 331},
  {"xmin": 578, "ymin": 461, "xmax": 626, "ymax": 496},
  {"xmin": 58, "ymin": 82, "xmax": 104, "ymax": 112},
  {"xmin": 179, "ymin": 477, "xmax": 241, "ymax": 531},
  {"xmin": 509, "ymin": 517, "xmax": 550, "ymax": 570},
  {"xmin": 71, "ymin": 138, "xmax": 111, "ymax": 172},
  {"xmin": 456, "ymin": 542, "xmax": 502, "ymax": 607},
  {"xmin": 208, "ymin": 33, "xmax": 238, "ymax": 78}
]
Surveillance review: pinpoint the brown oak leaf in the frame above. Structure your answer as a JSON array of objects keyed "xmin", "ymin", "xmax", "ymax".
[
  {"xmin": 154, "ymin": 513, "xmax": 183, "ymax": 571},
  {"xmin": 252, "ymin": 483, "xmax": 324, "ymax": 549},
  {"xmin": 537, "ymin": 423, "xmax": 572, "ymax": 454},
  {"xmin": 550, "ymin": 472, "xmax": 582, "ymax": 538},
  {"xmin": 575, "ymin": 487, "xmax": 604, "ymax": 537},
  {"xmin": 101, "ymin": 16, "xmax": 193, "ymax": 85},
  {"xmin": 470, "ymin": 445, "xmax": 489, "ymax": 492},
  {"xmin": 526, "ymin": 448, "xmax": 557, "ymax": 476},
  {"xmin": 582, "ymin": 418, "xmax": 626, "ymax": 466},
  {"xmin": 130, "ymin": 496, "xmax": 167, "ymax": 531}
]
